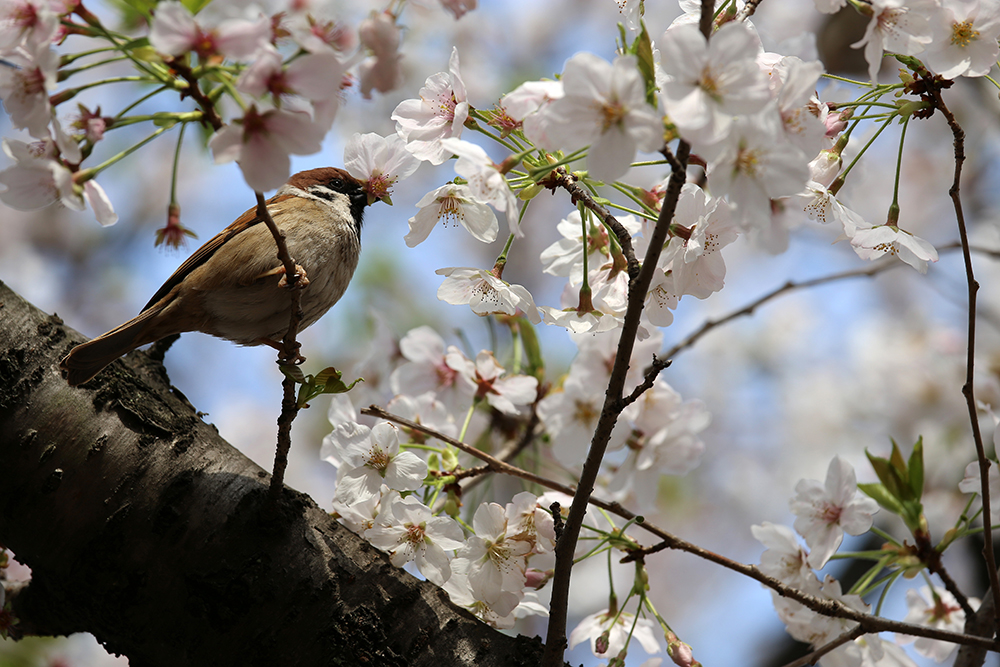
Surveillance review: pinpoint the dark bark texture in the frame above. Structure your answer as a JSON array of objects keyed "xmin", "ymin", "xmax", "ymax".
[{"xmin": 0, "ymin": 281, "xmax": 552, "ymax": 667}]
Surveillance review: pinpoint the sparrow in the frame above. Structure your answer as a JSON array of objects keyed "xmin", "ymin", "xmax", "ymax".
[{"xmin": 60, "ymin": 167, "xmax": 368, "ymax": 386}]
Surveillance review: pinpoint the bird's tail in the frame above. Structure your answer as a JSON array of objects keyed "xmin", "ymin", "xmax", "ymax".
[{"xmin": 60, "ymin": 309, "xmax": 160, "ymax": 386}]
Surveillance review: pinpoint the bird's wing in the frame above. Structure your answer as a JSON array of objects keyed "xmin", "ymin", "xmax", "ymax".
[{"xmin": 140, "ymin": 193, "xmax": 294, "ymax": 312}]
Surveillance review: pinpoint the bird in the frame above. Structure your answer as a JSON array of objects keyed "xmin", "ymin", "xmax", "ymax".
[{"xmin": 60, "ymin": 167, "xmax": 369, "ymax": 386}]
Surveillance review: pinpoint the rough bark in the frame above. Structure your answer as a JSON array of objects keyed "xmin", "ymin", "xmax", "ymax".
[{"xmin": 0, "ymin": 280, "xmax": 552, "ymax": 667}]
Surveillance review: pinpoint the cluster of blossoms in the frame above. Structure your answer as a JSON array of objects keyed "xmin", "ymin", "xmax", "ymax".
[
  {"xmin": 383, "ymin": 0, "xmax": 998, "ymax": 345},
  {"xmin": 319, "ymin": 317, "xmax": 706, "ymax": 651},
  {"xmin": 755, "ymin": 456, "xmax": 983, "ymax": 666},
  {"xmin": 0, "ymin": 0, "xmax": 463, "ymax": 242},
  {"xmin": 320, "ymin": 328, "xmax": 555, "ymax": 627}
]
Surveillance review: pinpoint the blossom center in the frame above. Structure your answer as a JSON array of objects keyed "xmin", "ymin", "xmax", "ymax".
[
  {"xmin": 573, "ymin": 399, "xmax": 598, "ymax": 426},
  {"xmin": 405, "ymin": 523, "xmax": 427, "ymax": 545},
  {"xmin": 698, "ymin": 67, "xmax": 721, "ymax": 103},
  {"xmin": 367, "ymin": 172, "xmax": 394, "ymax": 199},
  {"xmin": 734, "ymin": 145, "xmax": 760, "ymax": 178},
  {"xmin": 438, "ymin": 193, "xmax": 464, "ymax": 227},
  {"xmin": 15, "ymin": 67, "xmax": 45, "ymax": 101},
  {"xmin": 820, "ymin": 502, "xmax": 843, "ymax": 525},
  {"xmin": 599, "ymin": 99, "xmax": 627, "ymax": 131},
  {"xmin": 364, "ymin": 445, "xmax": 390, "ymax": 474},
  {"xmin": 433, "ymin": 91, "xmax": 458, "ymax": 121},
  {"xmin": 951, "ymin": 19, "xmax": 979, "ymax": 46}
]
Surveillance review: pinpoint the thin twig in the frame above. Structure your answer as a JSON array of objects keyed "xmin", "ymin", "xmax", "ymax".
[
  {"xmin": 779, "ymin": 626, "xmax": 866, "ymax": 667},
  {"xmin": 163, "ymin": 57, "xmax": 223, "ymax": 131},
  {"xmin": 542, "ymin": 139, "xmax": 691, "ymax": 666},
  {"xmin": 923, "ymin": 67, "xmax": 1000, "ymax": 636},
  {"xmin": 550, "ymin": 168, "xmax": 641, "ymax": 280},
  {"xmin": 362, "ymin": 406, "xmax": 999, "ymax": 652},
  {"xmin": 255, "ymin": 192, "xmax": 306, "ymax": 502}
]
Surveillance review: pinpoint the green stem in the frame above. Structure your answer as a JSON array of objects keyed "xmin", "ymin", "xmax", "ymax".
[
  {"xmin": 59, "ymin": 55, "xmax": 131, "ymax": 80},
  {"xmin": 170, "ymin": 121, "xmax": 187, "ymax": 206},
  {"xmin": 457, "ymin": 403, "xmax": 476, "ymax": 442},
  {"xmin": 78, "ymin": 123, "xmax": 173, "ymax": 179},
  {"xmin": 53, "ymin": 76, "xmax": 167, "ymax": 106},
  {"xmin": 114, "ymin": 85, "xmax": 170, "ymax": 119},
  {"xmin": 527, "ymin": 148, "xmax": 588, "ymax": 178},
  {"xmin": 890, "ymin": 114, "xmax": 910, "ymax": 217},
  {"xmin": 838, "ymin": 114, "xmax": 896, "ymax": 182}
]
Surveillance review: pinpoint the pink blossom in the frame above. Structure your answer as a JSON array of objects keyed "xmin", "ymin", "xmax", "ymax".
[
  {"xmin": 344, "ymin": 132, "xmax": 419, "ymax": 205},
  {"xmin": 149, "ymin": 0, "xmax": 271, "ymax": 60},
  {"xmin": 208, "ymin": 106, "xmax": 324, "ymax": 191},
  {"xmin": 790, "ymin": 456, "xmax": 879, "ymax": 568},
  {"xmin": 392, "ymin": 47, "xmax": 469, "ymax": 165}
]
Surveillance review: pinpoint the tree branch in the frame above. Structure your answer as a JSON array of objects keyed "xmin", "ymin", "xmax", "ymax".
[
  {"xmin": 0, "ymin": 281, "xmax": 557, "ymax": 667},
  {"xmin": 363, "ymin": 405, "xmax": 1000, "ymax": 651}
]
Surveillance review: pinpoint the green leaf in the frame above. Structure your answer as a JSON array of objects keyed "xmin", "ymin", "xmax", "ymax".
[
  {"xmin": 279, "ymin": 365, "xmax": 306, "ymax": 383},
  {"xmin": 518, "ymin": 316, "xmax": 545, "ymax": 380},
  {"xmin": 908, "ymin": 436, "xmax": 924, "ymax": 500},
  {"xmin": 889, "ymin": 439, "xmax": 906, "ymax": 475},
  {"xmin": 629, "ymin": 22, "xmax": 659, "ymax": 107},
  {"xmin": 858, "ymin": 482, "xmax": 906, "ymax": 516},
  {"xmin": 866, "ymin": 450, "xmax": 907, "ymax": 500}
]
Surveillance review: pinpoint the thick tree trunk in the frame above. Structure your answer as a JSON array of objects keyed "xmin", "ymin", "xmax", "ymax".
[{"xmin": 0, "ymin": 281, "xmax": 550, "ymax": 667}]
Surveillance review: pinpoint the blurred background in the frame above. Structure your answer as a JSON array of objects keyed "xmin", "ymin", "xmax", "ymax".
[{"xmin": 3, "ymin": 0, "xmax": 1000, "ymax": 664}]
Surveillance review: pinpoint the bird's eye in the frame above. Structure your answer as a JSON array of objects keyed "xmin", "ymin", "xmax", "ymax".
[{"xmin": 329, "ymin": 178, "xmax": 344, "ymax": 189}]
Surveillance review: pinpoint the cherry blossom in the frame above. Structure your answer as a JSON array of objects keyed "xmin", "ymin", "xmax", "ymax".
[
  {"xmin": 764, "ymin": 56, "xmax": 827, "ymax": 157},
  {"xmin": 538, "ymin": 375, "xmax": 631, "ymax": 466},
  {"xmin": 356, "ymin": 11, "xmax": 402, "ymax": 98},
  {"xmin": 771, "ymin": 575, "xmax": 870, "ymax": 665},
  {"xmin": 958, "ymin": 459, "xmax": 1000, "ymax": 524},
  {"xmin": 538, "ymin": 53, "xmax": 662, "ymax": 182},
  {"xmin": 606, "ymin": 382, "xmax": 709, "ymax": 509},
  {"xmin": 0, "ymin": 0, "xmax": 60, "ymax": 52},
  {"xmin": 540, "ymin": 211, "xmax": 641, "ymax": 284},
  {"xmin": 0, "ymin": 133, "xmax": 117, "ymax": 226},
  {"xmin": 0, "ymin": 42, "xmax": 58, "ymax": 138},
  {"xmin": 385, "ymin": 392, "xmax": 458, "ymax": 445},
  {"xmin": 568, "ymin": 608, "xmax": 663, "ymax": 658},
  {"xmin": 366, "ymin": 493, "xmax": 465, "ymax": 586},
  {"xmin": 751, "ymin": 522, "xmax": 819, "ymax": 592},
  {"xmin": 505, "ymin": 492, "xmax": 556, "ymax": 554},
  {"xmin": 148, "ymin": 0, "xmax": 271, "ymax": 60},
  {"xmin": 445, "ymin": 349, "xmax": 538, "ymax": 415},
  {"xmin": 706, "ymin": 110, "xmax": 810, "ymax": 230},
  {"xmin": 236, "ymin": 45, "xmax": 345, "ymax": 105},
  {"xmin": 287, "ymin": 14, "xmax": 356, "ymax": 54},
  {"xmin": 344, "ymin": 132, "xmax": 420, "ymax": 205},
  {"xmin": 643, "ymin": 268, "xmax": 680, "ymax": 327},
  {"xmin": 443, "ymin": 561, "xmax": 520, "ymax": 628},
  {"xmin": 789, "ymin": 456, "xmax": 879, "ymax": 568},
  {"xmin": 208, "ymin": 106, "xmax": 325, "ymax": 191},
  {"xmin": 436, "ymin": 266, "xmax": 541, "ymax": 324},
  {"xmin": 439, "ymin": 137, "xmax": 519, "ymax": 225},
  {"xmin": 798, "ymin": 180, "xmax": 868, "ymax": 238},
  {"xmin": 451, "ymin": 502, "xmax": 530, "ymax": 605},
  {"xmin": 923, "ymin": 0, "xmax": 1000, "ymax": 78},
  {"xmin": 501, "ymin": 79, "xmax": 564, "ymax": 146},
  {"xmin": 329, "ymin": 422, "xmax": 428, "ymax": 504},
  {"xmin": 392, "ymin": 47, "xmax": 469, "ymax": 165},
  {"xmin": 850, "ymin": 224, "xmax": 939, "ymax": 274},
  {"xmin": 659, "ymin": 22, "xmax": 771, "ymax": 149},
  {"xmin": 852, "ymin": 0, "xmax": 934, "ymax": 82},
  {"xmin": 404, "ymin": 183, "xmax": 498, "ymax": 246},
  {"xmin": 389, "ymin": 326, "xmax": 463, "ymax": 405},
  {"xmin": 662, "ymin": 183, "xmax": 738, "ymax": 299},
  {"xmin": 898, "ymin": 586, "xmax": 979, "ymax": 662}
]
